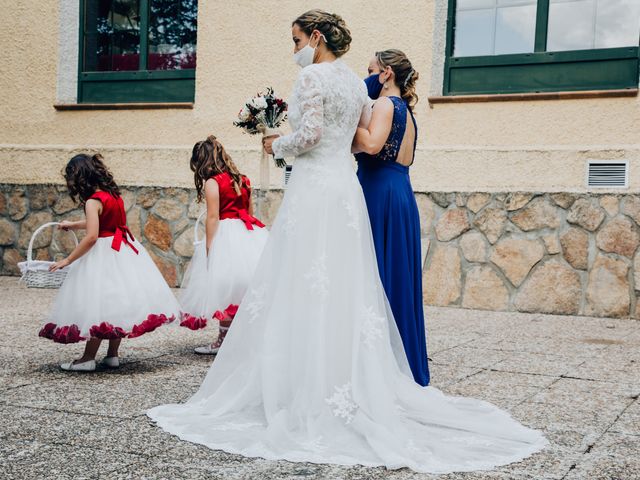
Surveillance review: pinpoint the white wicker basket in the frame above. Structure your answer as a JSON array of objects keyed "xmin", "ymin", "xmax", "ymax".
[{"xmin": 18, "ymin": 222, "xmax": 78, "ymax": 289}]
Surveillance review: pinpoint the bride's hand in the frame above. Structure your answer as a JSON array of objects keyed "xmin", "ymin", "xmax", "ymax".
[{"xmin": 262, "ymin": 135, "xmax": 280, "ymax": 155}]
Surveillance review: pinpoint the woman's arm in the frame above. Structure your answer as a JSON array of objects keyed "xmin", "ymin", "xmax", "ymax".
[
  {"xmin": 204, "ymin": 178, "xmax": 221, "ymax": 256},
  {"xmin": 268, "ymin": 67, "xmax": 324, "ymax": 159},
  {"xmin": 58, "ymin": 219, "xmax": 86, "ymax": 231},
  {"xmin": 49, "ymin": 199, "xmax": 101, "ymax": 271},
  {"xmin": 352, "ymin": 97, "xmax": 394, "ymax": 155}
]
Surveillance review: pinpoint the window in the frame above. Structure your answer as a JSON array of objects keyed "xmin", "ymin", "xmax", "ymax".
[
  {"xmin": 79, "ymin": 0, "xmax": 198, "ymax": 103},
  {"xmin": 454, "ymin": 0, "xmax": 538, "ymax": 56},
  {"xmin": 444, "ymin": 0, "xmax": 640, "ymax": 95}
]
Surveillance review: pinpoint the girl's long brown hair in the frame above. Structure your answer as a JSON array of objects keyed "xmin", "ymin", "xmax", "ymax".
[
  {"xmin": 63, "ymin": 153, "xmax": 120, "ymax": 204},
  {"xmin": 191, "ymin": 135, "xmax": 244, "ymax": 202}
]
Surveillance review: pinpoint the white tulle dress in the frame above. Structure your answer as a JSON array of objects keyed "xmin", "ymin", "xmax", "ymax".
[
  {"xmin": 147, "ymin": 60, "xmax": 547, "ymax": 473},
  {"xmin": 40, "ymin": 191, "xmax": 181, "ymax": 344},
  {"xmin": 179, "ymin": 173, "xmax": 269, "ymax": 330}
]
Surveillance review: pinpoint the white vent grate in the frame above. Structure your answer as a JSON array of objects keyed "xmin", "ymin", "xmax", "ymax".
[{"xmin": 587, "ymin": 161, "xmax": 628, "ymax": 188}]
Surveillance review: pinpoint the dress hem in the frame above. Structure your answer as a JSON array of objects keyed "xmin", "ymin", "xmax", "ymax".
[
  {"xmin": 39, "ymin": 314, "xmax": 176, "ymax": 344},
  {"xmin": 179, "ymin": 304, "xmax": 239, "ymax": 330},
  {"xmin": 146, "ymin": 408, "xmax": 549, "ymax": 475}
]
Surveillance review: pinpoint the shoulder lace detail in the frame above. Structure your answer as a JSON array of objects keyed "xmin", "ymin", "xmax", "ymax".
[
  {"xmin": 325, "ymin": 382, "xmax": 357, "ymax": 424},
  {"xmin": 273, "ymin": 61, "xmax": 367, "ymax": 161},
  {"xmin": 273, "ymin": 66, "xmax": 323, "ymax": 159}
]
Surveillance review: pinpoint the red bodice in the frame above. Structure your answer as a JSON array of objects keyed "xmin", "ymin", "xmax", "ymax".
[
  {"xmin": 89, "ymin": 191, "xmax": 138, "ymax": 254},
  {"xmin": 213, "ymin": 173, "xmax": 265, "ymax": 230}
]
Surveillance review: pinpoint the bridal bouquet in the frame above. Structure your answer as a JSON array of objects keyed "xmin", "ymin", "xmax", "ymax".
[{"xmin": 234, "ymin": 88, "xmax": 288, "ymax": 168}]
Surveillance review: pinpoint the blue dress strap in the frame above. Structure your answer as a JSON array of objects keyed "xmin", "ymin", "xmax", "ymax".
[{"xmin": 407, "ymin": 104, "xmax": 418, "ymax": 166}]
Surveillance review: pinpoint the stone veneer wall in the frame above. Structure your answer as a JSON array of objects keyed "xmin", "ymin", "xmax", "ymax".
[
  {"xmin": 419, "ymin": 192, "xmax": 640, "ymax": 319},
  {"xmin": 0, "ymin": 184, "xmax": 283, "ymax": 286},
  {"xmin": 2, "ymin": 184, "xmax": 640, "ymax": 319}
]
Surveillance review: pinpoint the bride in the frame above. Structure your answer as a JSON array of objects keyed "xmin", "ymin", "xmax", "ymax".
[{"xmin": 148, "ymin": 9, "xmax": 547, "ymax": 473}]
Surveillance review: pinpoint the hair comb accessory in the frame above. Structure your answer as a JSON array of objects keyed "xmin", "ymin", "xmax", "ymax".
[{"xmin": 403, "ymin": 69, "xmax": 415, "ymax": 88}]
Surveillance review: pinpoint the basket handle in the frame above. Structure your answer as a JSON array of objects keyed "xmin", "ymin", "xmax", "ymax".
[
  {"xmin": 193, "ymin": 210, "xmax": 206, "ymax": 244},
  {"xmin": 27, "ymin": 222, "xmax": 79, "ymax": 263}
]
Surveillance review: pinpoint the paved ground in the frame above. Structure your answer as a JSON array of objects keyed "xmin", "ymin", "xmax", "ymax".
[{"xmin": 0, "ymin": 276, "xmax": 639, "ymax": 480}]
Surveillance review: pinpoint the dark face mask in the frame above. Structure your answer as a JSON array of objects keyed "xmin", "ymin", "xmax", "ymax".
[{"xmin": 364, "ymin": 73, "xmax": 383, "ymax": 100}]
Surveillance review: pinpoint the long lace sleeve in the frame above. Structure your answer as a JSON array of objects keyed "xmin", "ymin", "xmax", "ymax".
[{"xmin": 273, "ymin": 67, "xmax": 324, "ymax": 159}]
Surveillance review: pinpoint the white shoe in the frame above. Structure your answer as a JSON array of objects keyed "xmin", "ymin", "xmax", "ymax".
[
  {"xmin": 101, "ymin": 356, "xmax": 120, "ymax": 368},
  {"xmin": 194, "ymin": 344, "xmax": 220, "ymax": 355},
  {"xmin": 60, "ymin": 359, "xmax": 96, "ymax": 372}
]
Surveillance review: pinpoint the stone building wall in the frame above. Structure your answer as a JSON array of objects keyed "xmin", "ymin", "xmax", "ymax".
[
  {"xmin": 2, "ymin": 183, "xmax": 640, "ymax": 319},
  {"xmin": 420, "ymin": 191, "xmax": 640, "ymax": 319},
  {"xmin": 0, "ymin": 184, "xmax": 283, "ymax": 286}
]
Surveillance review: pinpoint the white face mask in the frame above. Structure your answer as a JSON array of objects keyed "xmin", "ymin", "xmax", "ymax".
[{"xmin": 293, "ymin": 33, "xmax": 326, "ymax": 68}]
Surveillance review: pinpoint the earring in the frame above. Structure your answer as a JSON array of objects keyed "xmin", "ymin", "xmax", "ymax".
[{"xmin": 383, "ymin": 81, "xmax": 389, "ymax": 90}]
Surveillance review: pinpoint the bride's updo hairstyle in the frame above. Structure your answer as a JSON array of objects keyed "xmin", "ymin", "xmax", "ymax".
[
  {"xmin": 376, "ymin": 49, "xmax": 420, "ymax": 111},
  {"xmin": 293, "ymin": 9, "xmax": 352, "ymax": 58}
]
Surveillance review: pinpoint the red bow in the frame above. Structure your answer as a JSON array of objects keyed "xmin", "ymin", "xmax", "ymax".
[
  {"xmin": 111, "ymin": 225, "xmax": 139, "ymax": 255},
  {"xmin": 237, "ymin": 209, "xmax": 265, "ymax": 231}
]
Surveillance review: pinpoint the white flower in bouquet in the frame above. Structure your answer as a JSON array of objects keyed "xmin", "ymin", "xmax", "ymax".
[
  {"xmin": 239, "ymin": 106, "xmax": 251, "ymax": 121},
  {"xmin": 250, "ymin": 97, "xmax": 268, "ymax": 110}
]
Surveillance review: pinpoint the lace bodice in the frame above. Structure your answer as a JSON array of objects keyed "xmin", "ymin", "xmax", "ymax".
[{"xmin": 273, "ymin": 60, "xmax": 368, "ymax": 162}]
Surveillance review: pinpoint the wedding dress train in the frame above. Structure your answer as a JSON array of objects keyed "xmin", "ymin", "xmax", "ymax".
[{"xmin": 148, "ymin": 59, "xmax": 547, "ymax": 474}]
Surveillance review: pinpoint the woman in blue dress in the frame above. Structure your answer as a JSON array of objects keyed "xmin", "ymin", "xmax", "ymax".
[{"xmin": 353, "ymin": 49, "xmax": 430, "ymax": 386}]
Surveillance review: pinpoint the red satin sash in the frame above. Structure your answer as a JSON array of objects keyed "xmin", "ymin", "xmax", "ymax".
[
  {"xmin": 99, "ymin": 225, "xmax": 139, "ymax": 255},
  {"xmin": 220, "ymin": 208, "xmax": 265, "ymax": 231}
]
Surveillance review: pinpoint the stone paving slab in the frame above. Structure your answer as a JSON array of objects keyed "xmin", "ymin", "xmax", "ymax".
[{"xmin": 0, "ymin": 276, "xmax": 639, "ymax": 479}]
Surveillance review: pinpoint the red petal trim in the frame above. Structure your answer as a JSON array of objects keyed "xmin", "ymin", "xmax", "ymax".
[
  {"xmin": 213, "ymin": 304, "xmax": 239, "ymax": 322},
  {"xmin": 225, "ymin": 304, "xmax": 239, "ymax": 318},
  {"xmin": 90, "ymin": 322, "xmax": 128, "ymax": 340},
  {"xmin": 179, "ymin": 313, "xmax": 208, "ymax": 330},
  {"xmin": 39, "ymin": 323, "xmax": 56, "ymax": 338},
  {"xmin": 39, "ymin": 313, "xmax": 176, "ymax": 344},
  {"xmin": 129, "ymin": 314, "xmax": 174, "ymax": 338},
  {"xmin": 39, "ymin": 323, "xmax": 86, "ymax": 344}
]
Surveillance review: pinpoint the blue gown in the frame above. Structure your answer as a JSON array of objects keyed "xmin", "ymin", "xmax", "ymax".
[{"xmin": 356, "ymin": 96, "xmax": 430, "ymax": 386}]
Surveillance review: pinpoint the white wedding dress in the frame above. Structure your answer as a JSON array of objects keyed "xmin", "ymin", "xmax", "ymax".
[{"xmin": 148, "ymin": 59, "xmax": 547, "ymax": 474}]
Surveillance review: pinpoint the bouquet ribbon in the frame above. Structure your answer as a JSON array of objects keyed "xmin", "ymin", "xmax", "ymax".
[{"xmin": 257, "ymin": 125, "xmax": 280, "ymax": 200}]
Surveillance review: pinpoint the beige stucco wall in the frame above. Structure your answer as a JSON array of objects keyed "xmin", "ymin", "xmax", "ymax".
[{"xmin": 0, "ymin": 0, "xmax": 639, "ymax": 192}]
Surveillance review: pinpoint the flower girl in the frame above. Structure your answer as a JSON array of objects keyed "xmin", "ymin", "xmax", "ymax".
[
  {"xmin": 179, "ymin": 135, "xmax": 268, "ymax": 354},
  {"xmin": 40, "ymin": 153, "xmax": 181, "ymax": 371}
]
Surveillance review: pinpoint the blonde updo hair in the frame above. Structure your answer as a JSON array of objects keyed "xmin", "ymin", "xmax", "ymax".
[
  {"xmin": 376, "ymin": 49, "xmax": 419, "ymax": 111},
  {"xmin": 293, "ymin": 9, "xmax": 352, "ymax": 58}
]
